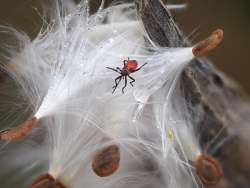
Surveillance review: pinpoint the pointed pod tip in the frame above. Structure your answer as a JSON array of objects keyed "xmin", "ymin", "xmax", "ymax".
[
  {"xmin": 195, "ymin": 154, "xmax": 223, "ymax": 186},
  {"xmin": 192, "ymin": 28, "xmax": 224, "ymax": 57}
]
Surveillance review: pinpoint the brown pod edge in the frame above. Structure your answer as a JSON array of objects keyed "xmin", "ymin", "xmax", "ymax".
[
  {"xmin": 30, "ymin": 173, "xmax": 66, "ymax": 188},
  {"xmin": 0, "ymin": 117, "xmax": 38, "ymax": 141},
  {"xmin": 195, "ymin": 154, "xmax": 223, "ymax": 186},
  {"xmin": 192, "ymin": 29, "xmax": 224, "ymax": 57},
  {"xmin": 92, "ymin": 144, "xmax": 120, "ymax": 177}
]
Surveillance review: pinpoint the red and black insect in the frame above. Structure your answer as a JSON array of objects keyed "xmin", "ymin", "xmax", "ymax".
[{"xmin": 106, "ymin": 58, "xmax": 147, "ymax": 93}]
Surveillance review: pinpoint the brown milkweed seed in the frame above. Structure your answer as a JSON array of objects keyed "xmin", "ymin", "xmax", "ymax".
[
  {"xmin": 192, "ymin": 29, "xmax": 224, "ymax": 57},
  {"xmin": 0, "ymin": 117, "xmax": 38, "ymax": 141},
  {"xmin": 92, "ymin": 144, "xmax": 120, "ymax": 177},
  {"xmin": 195, "ymin": 154, "xmax": 223, "ymax": 186},
  {"xmin": 30, "ymin": 173, "xmax": 66, "ymax": 188}
]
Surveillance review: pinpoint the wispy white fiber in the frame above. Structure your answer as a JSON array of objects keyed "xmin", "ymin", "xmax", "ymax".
[
  {"xmin": 167, "ymin": 4, "xmax": 188, "ymax": 11},
  {"xmin": 0, "ymin": 1, "xmax": 202, "ymax": 188}
]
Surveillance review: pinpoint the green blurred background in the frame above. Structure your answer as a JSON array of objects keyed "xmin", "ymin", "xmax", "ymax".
[{"xmin": 0, "ymin": 0, "xmax": 250, "ymax": 93}]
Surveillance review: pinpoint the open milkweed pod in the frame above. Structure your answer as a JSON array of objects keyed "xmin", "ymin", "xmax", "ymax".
[
  {"xmin": 0, "ymin": 117, "xmax": 38, "ymax": 141},
  {"xmin": 195, "ymin": 154, "xmax": 223, "ymax": 186},
  {"xmin": 30, "ymin": 173, "xmax": 66, "ymax": 188},
  {"xmin": 192, "ymin": 29, "xmax": 224, "ymax": 57},
  {"xmin": 92, "ymin": 144, "xmax": 120, "ymax": 177}
]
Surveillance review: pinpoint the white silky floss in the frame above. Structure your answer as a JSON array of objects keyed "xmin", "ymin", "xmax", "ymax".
[{"xmin": 0, "ymin": 1, "xmax": 202, "ymax": 188}]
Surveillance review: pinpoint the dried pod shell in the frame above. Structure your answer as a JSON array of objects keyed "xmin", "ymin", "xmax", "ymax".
[
  {"xmin": 195, "ymin": 154, "xmax": 223, "ymax": 186},
  {"xmin": 92, "ymin": 144, "xmax": 120, "ymax": 177},
  {"xmin": 192, "ymin": 29, "xmax": 224, "ymax": 57},
  {"xmin": 0, "ymin": 117, "xmax": 38, "ymax": 141},
  {"xmin": 30, "ymin": 173, "xmax": 66, "ymax": 188}
]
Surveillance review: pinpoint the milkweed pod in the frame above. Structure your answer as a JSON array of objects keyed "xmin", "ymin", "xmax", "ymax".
[
  {"xmin": 195, "ymin": 154, "xmax": 223, "ymax": 186},
  {"xmin": 92, "ymin": 144, "xmax": 120, "ymax": 177},
  {"xmin": 192, "ymin": 29, "xmax": 224, "ymax": 57},
  {"xmin": 0, "ymin": 117, "xmax": 38, "ymax": 141}
]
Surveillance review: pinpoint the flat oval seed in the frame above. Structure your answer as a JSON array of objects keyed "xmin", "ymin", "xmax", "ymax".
[
  {"xmin": 192, "ymin": 29, "xmax": 224, "ymax": 57},
  {"xmin": 195, "ymin": 154, "xmax": 223, "ymax": 185},
  {"xmin": 30, "ymin": 173, "xmax": 66, "ymax": 188},
  {"xmin": 92, "ymin": 144, "xmax": 120, "ymax": 177},
  {"xmin": 0, "ymin": 117, "xmax": 38, "ymax": 141}
]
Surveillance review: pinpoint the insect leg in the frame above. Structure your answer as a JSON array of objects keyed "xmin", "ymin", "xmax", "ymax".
[
  {"xmin": 133, "ymin": 62, "xmax": 148, "ymax": 72},
  {"xmin": 128, "ymin": 75, "xmax": 135, "ymax": 87},
  {"xmin": 122, "ymin": 76, "xmax": 127, "ymax": 93},
  {"xmin": 106, "ymin": 67, "xmax": 121, "ymax": 74},
  {"xmin": 113, "ymin": 76, "xmax": 122, "ymax": 88},
  {"xmin": 116, "ymin": 67, "xmax": 122, "ymax": 72},
  {"xmin": 112, "ymin": 76, "xmax": 122, "ymax": 94},
  {"xmin": 123, "ymin": 60, "xmax": 127, "ymax": 66}
]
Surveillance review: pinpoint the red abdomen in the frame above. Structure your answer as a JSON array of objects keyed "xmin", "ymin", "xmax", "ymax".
[{"xmin": 126, "ymin": 60, "xmax": 138, "ymax": 71}]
